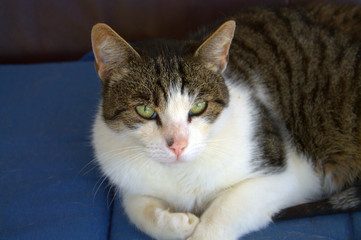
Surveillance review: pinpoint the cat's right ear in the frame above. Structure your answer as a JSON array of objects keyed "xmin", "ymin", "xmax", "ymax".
[{"xmin": 91, "ymin": 23, "xmax": 141, "ymax": 82}]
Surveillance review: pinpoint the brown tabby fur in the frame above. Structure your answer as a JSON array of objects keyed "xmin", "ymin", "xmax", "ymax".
[
  {"xmin": 305, "ymin": 2, "xmax": 361, "ymax": 39},
  {"xmin": 215, "ymin": 2, "xmax": 361, "ymax": 193}
]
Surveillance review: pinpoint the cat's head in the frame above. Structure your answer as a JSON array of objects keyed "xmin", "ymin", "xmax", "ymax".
[{"xmin": 91, "ymin": 21, "xmax": 235, "ymax": 165}]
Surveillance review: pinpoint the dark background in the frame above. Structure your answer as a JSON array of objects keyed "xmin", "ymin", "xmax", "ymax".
[{"xmin": 0, "ymin": 0, "xmax": 360, "ymax": 64}]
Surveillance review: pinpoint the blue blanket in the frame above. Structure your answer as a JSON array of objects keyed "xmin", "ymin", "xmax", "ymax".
[{"xmin": 1, "ymin": 59, "xmax": 360, "ymax": 239}]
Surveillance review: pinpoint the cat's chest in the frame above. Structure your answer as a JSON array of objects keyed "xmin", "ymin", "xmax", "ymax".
[
  {"xmin": 122, "ymin": 159, "xmax": 226, "ymax": 212},
  {"xmin": 122, "ymin": 142, "xmax": 257, "ymax": 213}
]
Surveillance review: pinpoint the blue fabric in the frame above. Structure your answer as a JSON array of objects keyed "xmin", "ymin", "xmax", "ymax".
[
  {"xmin": 0, "ymin": 62, "xmax": 109, "ymax": 239},
  {"xmin": 109, "ymin": 199, "xmax": 150, "ymax": 240},
  {"xmin": 245, "ymin": 213, "xmax": 357, "ymax": 240},
  {"xmin": 0, "ymin": 59, "xmax": 360, "ymax": 239},
  {"xmin": 352, "ymin": 212, "xmax": 361, "ymax": 238}
]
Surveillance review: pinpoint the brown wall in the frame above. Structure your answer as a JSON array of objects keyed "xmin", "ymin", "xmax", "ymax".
[{"xmin": 0, "ymin": 0, "xmax": 360, "ymax": 64}]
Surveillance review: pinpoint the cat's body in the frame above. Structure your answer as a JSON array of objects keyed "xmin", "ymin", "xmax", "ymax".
[{"xmin": 91, "ymin": 2, "xmax": 361, "ymax": 240}]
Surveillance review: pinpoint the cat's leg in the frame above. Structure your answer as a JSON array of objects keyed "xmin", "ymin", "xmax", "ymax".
[
  {"xmin": 123, "ymin": 195, "xmax": 199, "ymax": 240},
  {"xmin": 188, "ymin": 158, "xmax": 321, "ymax": 240}
]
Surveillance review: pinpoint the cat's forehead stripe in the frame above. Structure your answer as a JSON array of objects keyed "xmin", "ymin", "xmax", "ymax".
[
  {"xmin": 156, "ymin": 79, "xmax": 169, "ymax": 104},
  {"xmin": 177, "ymin": 60, "xmax": 187, "ymax": 94},
  {"xmin": 152, "ymin": 55, "xmax": 189, "ymax": 104}
]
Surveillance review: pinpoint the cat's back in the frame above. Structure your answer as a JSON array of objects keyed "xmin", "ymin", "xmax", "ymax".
[{"xmin": 226, "ymin": 3, "xmax": 361, "ymax": 191}]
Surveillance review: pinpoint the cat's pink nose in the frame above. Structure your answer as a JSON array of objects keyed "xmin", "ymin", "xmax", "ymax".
[{"xmin": 167, "ymin": 138, "xmax": 188, "ymax": 158}]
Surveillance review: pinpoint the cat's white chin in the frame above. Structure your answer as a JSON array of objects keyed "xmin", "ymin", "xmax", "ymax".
[
  {"xmin": 157, "ymin": 154, "xmax": 195, "ymax": 166},
  {"xmin": 162, "ymin": 159, "xmax": 188, "ymax": 166}
]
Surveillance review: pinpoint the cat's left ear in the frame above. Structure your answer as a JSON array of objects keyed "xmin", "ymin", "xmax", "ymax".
[
  {"xmin": 91, "ymin": 23, "xmax": 141, "ymax": 82},
  {"xmin": 194, "ymin": 20, "xmax": 236, "ymax": 73}
]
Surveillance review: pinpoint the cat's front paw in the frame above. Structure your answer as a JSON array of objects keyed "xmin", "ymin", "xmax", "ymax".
[{"xmin": 155, "ymin": 209, "xmax": 199, "ymax": 240}]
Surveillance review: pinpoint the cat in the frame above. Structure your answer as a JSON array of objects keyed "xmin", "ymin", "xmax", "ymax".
[{"xmin": 91, "ymin": 2, "xmax": 361, "ymax": 240}]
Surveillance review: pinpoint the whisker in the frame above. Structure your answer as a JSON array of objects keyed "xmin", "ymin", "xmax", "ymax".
[
  {"xmin": 102, "ymin": 152, "xmax": 146, "ymax": 172},
  {"xmin": 90, "ymin": 152, "xmax": 147, "ymax": 201},
  {"xmin": 97, "ymin": 146, "xmax": 144, "ymax": 158},
  {"xmin": 79, "ymin": 159, "xmax": 98, "ymax": 175},
  {"xmin": 93, "ymin": 175, "xmax": 109, "ymax": 201},
  {"xmin": 107, "ymin": 185, "xmax": 116, "ymax": 208},
  {"xmin": 81, "ymin": 163, "xmax": 99, "ymax": 176},
  {"xmin": 108, "ymin": 188, "xmax": 119, "ymax": 208}
]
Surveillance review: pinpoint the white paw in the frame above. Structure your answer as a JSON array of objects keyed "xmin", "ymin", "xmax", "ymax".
[{"xmin": 155, "ymin": 209, "xmax": 199, "ymax": 240}]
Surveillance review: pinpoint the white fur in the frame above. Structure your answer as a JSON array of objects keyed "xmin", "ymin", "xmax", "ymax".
[{"xmin": 92, "ymin": 79, "xmax": 322, "ymax": 240}]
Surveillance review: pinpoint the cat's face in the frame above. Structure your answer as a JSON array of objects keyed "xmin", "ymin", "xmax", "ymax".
[
  {"xmin": 102, "ymin": 55, "xmax": 229, "ymax": 165},
  {"xmin": 91, "ymin": 21, "xmax": 235, "ymax": 165}
]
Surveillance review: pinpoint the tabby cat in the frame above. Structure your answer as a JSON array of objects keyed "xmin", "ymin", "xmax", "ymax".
[{"xmin": 91, "ymin": 2, "xmax": 361, "ymax": 239}]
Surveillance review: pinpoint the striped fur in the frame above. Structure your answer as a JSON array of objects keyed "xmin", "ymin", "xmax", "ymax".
[
  {"xmin": 225, "ymin": 2, "xmax": 361, "ymax": 198},
  {"xmin": 224, "ymin": 2, "xmax": 361, "ymax": 219}
]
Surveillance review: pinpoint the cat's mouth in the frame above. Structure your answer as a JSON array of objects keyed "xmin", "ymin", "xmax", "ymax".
[
  {"xmin": 158, "ymin": 155, "xmax": 190, "ymax": 166},
  {"xmin": 164, "ymin": 159, "xmax": 187, "ymax": 166}
]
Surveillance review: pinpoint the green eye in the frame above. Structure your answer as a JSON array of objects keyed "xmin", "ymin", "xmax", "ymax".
[
  {"xmin": 136, "ymin": 105, "xmax": 157, "ymax": 119},
  {"xmin": 189, "ymin": 102, "xmax": 207, "ymax": 116}
]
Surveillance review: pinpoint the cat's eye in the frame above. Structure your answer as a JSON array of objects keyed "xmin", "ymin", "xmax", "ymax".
[
  {"xmin": 136, "ymin": 105, "xmax": 157, "ymax": 119},
  {"xmin": 189, "ymin": 102, "xmax": 207, "ymax": 116}
]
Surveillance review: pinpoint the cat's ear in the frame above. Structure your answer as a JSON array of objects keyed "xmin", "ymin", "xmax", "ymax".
[
  {"xmin": 194, "ymin": 20, "xmax": 236, "ymax": 73},
  {"xmin": 91, "ymin": 23, "xmax": 141, "ymax": 82}
]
